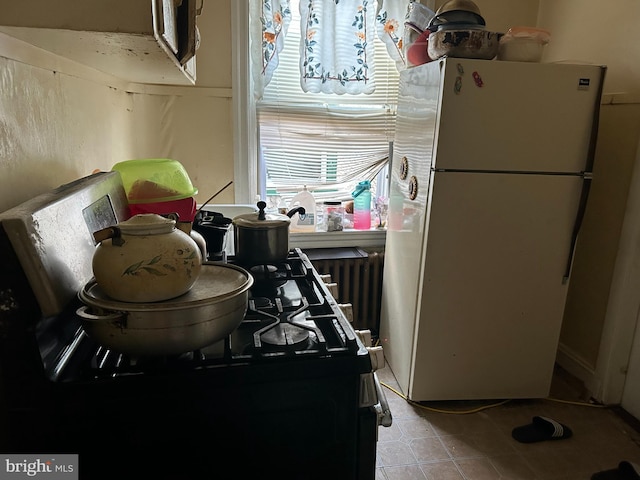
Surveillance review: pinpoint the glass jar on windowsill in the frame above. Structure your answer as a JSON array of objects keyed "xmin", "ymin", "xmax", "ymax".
[{"xmin": 319, "ymin": 201, "xmax": 345, "ymax": 232}]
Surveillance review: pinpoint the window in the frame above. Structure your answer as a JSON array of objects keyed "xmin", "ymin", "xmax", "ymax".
[
  {"xmin": 257, "ymin": 0, "xmax": 398, "ymax": 210},
  {"xmin": 232, "ymin": 1, "xmax": 405, "ymax": 230}
]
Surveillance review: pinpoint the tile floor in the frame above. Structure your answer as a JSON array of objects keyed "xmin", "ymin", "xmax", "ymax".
[{"xmin": 374, "ymin": 363, "xmax": 640, "ymax": 480}]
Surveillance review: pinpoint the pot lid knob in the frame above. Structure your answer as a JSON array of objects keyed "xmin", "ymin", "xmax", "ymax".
[
  {"xmin": 232, "ymin": 203, "xmax": 292, "ymax": 228},
  {"xmin": 257, "ymin": 200, "xmax": 267, "ymax": 220}
]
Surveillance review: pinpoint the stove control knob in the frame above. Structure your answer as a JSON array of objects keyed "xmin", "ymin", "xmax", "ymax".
[
  {"xmin": 366, "ymin": 346, "xmax": 385, "ymax": 371},
  {"xmin": 319, "ymin": 274, "xmax": 333, "ymax": 284},
  {"xmin": 339, "ymin": 303, "xmax": 354, "ymax": 323},
  {"xmin": 326, "ymin": 282, "xmax": 339, "ymax": 299},
  {"xmin": 355, "ymin": 329, "xmax": 372, "ymax": 346}
]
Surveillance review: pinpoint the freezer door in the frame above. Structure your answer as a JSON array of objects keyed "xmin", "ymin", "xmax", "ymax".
[
  {"xmin": 431, "ymin": 59, "xmax": 605, "ymax": 173},
  {"xmin": 409, "ymin": 171, "xmax": 583, "ymax": 401}
]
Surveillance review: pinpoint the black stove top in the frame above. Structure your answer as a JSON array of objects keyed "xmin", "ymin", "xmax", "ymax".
[{"xmin": 50, "ymin": 248, "xmax": 365, "ymax": 383}]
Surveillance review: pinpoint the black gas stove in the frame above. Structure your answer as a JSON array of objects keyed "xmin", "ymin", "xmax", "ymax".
[
  {"xmin": 51, "ymin": 249, "xmax": 372, "ymax": 381},
  {"xmin": 0, "ymin": 173, "xmax": 390, "ymax": 480}
]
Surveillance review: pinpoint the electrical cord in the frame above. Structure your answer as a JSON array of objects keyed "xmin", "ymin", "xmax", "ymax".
[
  {"xmin": 380, "ymin": 380, "xmax": 607, "ymax": 415},
  {"xmin": 543, "ymin": 396, "xmax": 607, "ymax": 408}
]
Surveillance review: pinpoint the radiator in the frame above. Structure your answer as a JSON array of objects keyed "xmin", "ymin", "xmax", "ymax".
[{"xmin": 307, "ymin": 248, "xmax": 385, "ymax": 333}]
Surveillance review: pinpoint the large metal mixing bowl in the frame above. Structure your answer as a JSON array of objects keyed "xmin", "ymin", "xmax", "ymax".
[{"xmin": 77, "ymin": 263, "xmax": 253, "ymax": 356}]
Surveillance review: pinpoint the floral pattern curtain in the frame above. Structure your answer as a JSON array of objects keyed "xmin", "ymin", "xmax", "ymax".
[
  {"xmin": 251, "ymin": 0, "xmax": 292, "ymax": 99},
  {"xmin": 299, "ymin": 0, "xmax": 378, "ymax": 95},
  {"xmin": 250, "ymin": 0, "xmax": 412, "ymax": 97},
  {"xmin": 376, "ymin": 0, "xmax": 413, "ymax": 72}
]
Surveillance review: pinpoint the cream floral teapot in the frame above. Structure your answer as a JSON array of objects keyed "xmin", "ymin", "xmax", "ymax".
[{"xmin": 92, "ymin": 213, "xmax": 202, "ymax": 303}]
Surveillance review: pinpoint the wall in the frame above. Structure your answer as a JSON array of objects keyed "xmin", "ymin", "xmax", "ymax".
[
  {"xmin": 0, "ymin": 48, "xmax": 127, "ymax": 209},
  {"xmin": 461, "ymin": 0, "xmax": 539, "ymax": 33},
  {"xmin": 113, "ymin": 89, "xmax": 234, "ymax": 202},
  {"xmin": 560, "ymin": 103, "xmax": 640, "ymax": 373}
]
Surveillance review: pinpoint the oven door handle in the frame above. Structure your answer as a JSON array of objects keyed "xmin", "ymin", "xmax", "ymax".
[{"xmin": 373, "ymin": 372, "xmax": 392, "ymax": 427}]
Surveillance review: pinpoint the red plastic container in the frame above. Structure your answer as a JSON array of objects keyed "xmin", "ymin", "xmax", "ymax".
[{"xmin": 127, "ymin": 197, "xmax": 197, "ymax": 222}]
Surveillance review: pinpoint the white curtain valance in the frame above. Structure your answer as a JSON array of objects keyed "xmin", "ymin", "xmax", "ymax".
[
  {"xmin": 251, "ymin": 0, "xmax": 292, "ymax": 100},
  {"xmin": 376, "ymin": 0, "xmax": 413, "ymax": 72},
  {"xmin": 299, "ymin": 0, "xmax": 378, "ymax": 95},
  {"xmin": 250, "ymin": 0, "xmax": 414, "ymax": 100}
]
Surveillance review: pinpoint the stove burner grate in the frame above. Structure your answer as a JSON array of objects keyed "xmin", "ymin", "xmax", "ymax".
[
  {"xmin": 249, "ymin": 264, "xmax": 288, "ymax": 290},
  {"xmin": 251, "ymin": 297, "xmax": 326, "ymax": 351},
  {"xmin": 260, "ymin": 323, "xmax": 312, "ymax": 349}
]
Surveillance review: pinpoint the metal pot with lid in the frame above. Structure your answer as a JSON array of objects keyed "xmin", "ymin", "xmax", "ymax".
[{"xmin": 232, "ymin": 201, "xmax": 306, "ymax": 265}]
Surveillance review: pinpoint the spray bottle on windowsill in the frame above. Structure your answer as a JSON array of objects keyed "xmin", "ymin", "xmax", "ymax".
[{"xmin": 289, "ymin": 186, "xmax": 316, "ymax": 232}]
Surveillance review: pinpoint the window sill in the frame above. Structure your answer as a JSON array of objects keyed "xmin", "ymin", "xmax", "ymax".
[{"xmin": 290, "ymin": 229, "xmax": 386, "ymax": 250}]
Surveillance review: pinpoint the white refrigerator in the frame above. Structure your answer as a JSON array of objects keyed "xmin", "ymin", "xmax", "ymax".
[{"xmin": 380, "ymin": 58, "xmax": 606, "ymax": 401}]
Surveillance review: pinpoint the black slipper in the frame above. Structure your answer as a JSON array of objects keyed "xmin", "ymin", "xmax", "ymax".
[
  {"xmin": 511, "ymin": 416, "xmax": 573, "ymax": 443},
  {"xmin": 592, "ymin": 461, "xmax": 640, "ymax": 480}
]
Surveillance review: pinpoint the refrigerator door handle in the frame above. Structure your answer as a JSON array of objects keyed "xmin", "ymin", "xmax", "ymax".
[
  {"xmin": 563, "ymin": 67, "xmax": 605, "ymax": 284},
  {"xmin": 563, "ymin": 172, "xmax": 593, "ymax": 284}
]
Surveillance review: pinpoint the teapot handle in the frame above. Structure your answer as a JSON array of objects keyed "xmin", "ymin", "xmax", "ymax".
[{"xmin": 93, "ymin": 227, "xmax": 124, "ymax": 246}]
